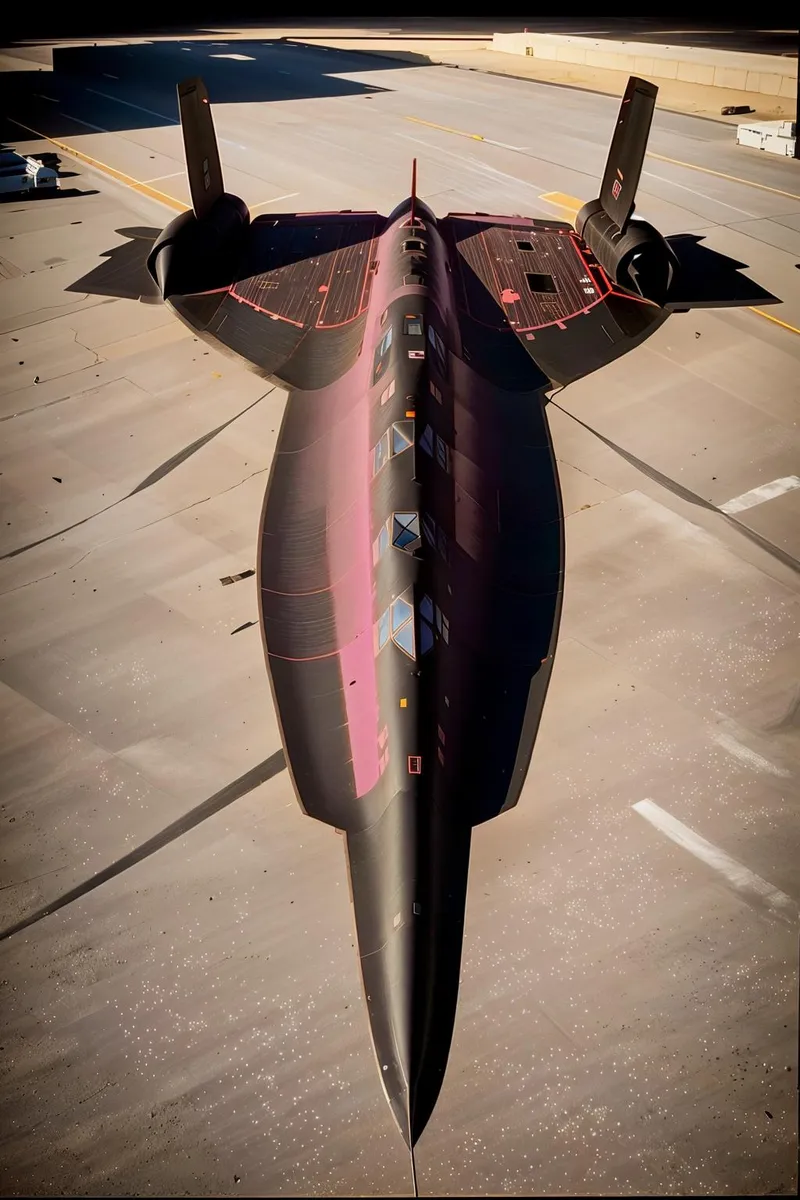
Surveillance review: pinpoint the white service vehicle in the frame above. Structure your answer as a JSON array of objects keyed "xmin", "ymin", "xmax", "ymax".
[{"xmin": 0, "ymin": 147, "xmax": 60, "ymax": 196}]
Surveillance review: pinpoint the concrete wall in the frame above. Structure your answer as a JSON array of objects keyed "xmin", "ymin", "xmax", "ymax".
[{"xmin": 492, "ymin": 32, "xmax": 798, "ymax": 100}]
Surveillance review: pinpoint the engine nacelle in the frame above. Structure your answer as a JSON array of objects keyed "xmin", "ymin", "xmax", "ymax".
[
  {"xmin": 576, "ymin": 198, "xmax": 676, "ymax": 308},
  {"xmin": 147, "ymin": 192, "xmax": 250, "ymax": 299}
]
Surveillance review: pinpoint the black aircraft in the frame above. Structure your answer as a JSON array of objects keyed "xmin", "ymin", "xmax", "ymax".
[{"xmin": 146, "ymin": 74, "xmax": 775, "ymax": 1181}]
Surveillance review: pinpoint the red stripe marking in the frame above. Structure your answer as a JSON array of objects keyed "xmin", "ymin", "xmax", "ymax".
[
  {"xmin": 316, "ymin": 238, "xmax": 377, "ymax": 328},
  {"xmin": 353, "ymin": 237, "xmax": 379, "ymax": 320},
  {"xmin": 267, "ymin": 647, "xmax": 340, "ymax": 663},
  {"xmin": 478, "ymin": 228, "xmax": 504, "ymax": 310},
  {"xmin": 609, "ymin": 287, "xmax": 657, "ymax": 306},
  {"xmin": 457, "ymin": 228, "xmax": 618, "ymax": 332},
  {"xmin": 229, "ymin": 289, "xmax": 305, "ymax": 328},
  {"xmin": 315, "ymin": 224, "xmax": 346, "ymax": 326}
]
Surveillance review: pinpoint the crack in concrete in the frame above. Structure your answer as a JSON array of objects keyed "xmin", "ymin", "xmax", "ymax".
[
  {"xmin": 556, "ymin": 456, "xmax": 616, "ymax": 493},
  {"xmin": 0, "ymin": 569, "xmax": 59, "ymax": 598},
  {"xmin": 0, "ymin": 368, "xmax": 134, "ymax": 425},
  {"xmin": 130, "ymin": 466, "xmax": 269, "ymax": 536},
  {"xmin": 0, "ymin": 864, "xmax": 69, "ymax": 893},
  {"xmin": 68, "ymin": 326, "xmax": 103, "ymax": 366},
  {"xmin": 0, "ymin": 294, "xmax": 116, "ymax": 340}
]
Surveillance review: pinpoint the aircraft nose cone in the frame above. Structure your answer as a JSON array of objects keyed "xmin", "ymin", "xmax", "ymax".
[
  {"xmin": 358, "ymin": 913, "xmax": 466, "ymax": 1148},
  {"xmin": 344, "ymin": 796, "xmax": 471, "ymax": 1146}
]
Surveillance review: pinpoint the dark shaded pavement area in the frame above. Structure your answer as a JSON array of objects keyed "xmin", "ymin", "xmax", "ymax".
[{"xmin": 3, "ymin": 16, "xmax": 798, "ymax": 58}]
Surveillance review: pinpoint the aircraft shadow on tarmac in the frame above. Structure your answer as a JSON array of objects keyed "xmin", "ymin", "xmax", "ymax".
[
  {"xmin": 0, "ymin": 186, "xmax": 100, "ymax": 204},
  {"xmin": 66, "ymin": 226, "xmax": 163, "ymax": 303},
  {"xmin": 70, "ymin": 221, "xmax": 780, "ymax": 334},
  {"xmin": 664, "ymin": 234, "xmax": 779, "ymax": 309},
  {"xmin": 1, "ymin": 38, "xmax": 424, "ymax": 139}
]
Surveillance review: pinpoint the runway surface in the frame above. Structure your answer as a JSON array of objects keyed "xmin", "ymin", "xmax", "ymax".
[{"xmin": 0, "ymin": 36, "xmax": 798, "ymax": 1197}]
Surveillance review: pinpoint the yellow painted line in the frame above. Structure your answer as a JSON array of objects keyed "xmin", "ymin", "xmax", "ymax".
[
  {"xmin": 533, "ymin": 195, "xmax": 799, "ymax": 337},
  {"xmin": 405, "ymin": 114, "xmax": 800, "ymax": 203},
  {"xmin": 8, "ymin": 116, "xmax": 188, "ymax": 212},
  {"xmin": 405, "ymin": 115, "xmax": 483, "ymax": 141},
  {"xmin": 536, "ymin": 193, "xmax": 800, "ymax": 339},
  {"xmin": 539, "ymin": 190, "xmax": 582, "ymax": 216},
  {"xmin": 749, "ymin": 307, "xmax": 800, "ymax": 336},
  {"xmin": 9, "ymin": 116, "xmax": 799, "ymax": 340},
  {"xmin": 647, "ymin": 151, "xmax": 800, "ymax": 202}
]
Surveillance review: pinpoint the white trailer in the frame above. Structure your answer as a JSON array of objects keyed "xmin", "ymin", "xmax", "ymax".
[{"xmin": 0, "ymin": 147, "xmax": 60, "ymax": 196}]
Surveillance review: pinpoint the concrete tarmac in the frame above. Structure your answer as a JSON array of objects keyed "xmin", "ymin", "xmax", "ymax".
[{"xmin": 0, "ymin": 36, "xmax": 798, "ymax": 1197}]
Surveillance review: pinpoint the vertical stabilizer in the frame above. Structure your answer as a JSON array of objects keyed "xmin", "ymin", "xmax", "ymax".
[
  {"xmin": 177, "ymin": 77, "xmax": 224, "ymax": 220},
  {"xmin": 599, "ymin": 76, "xmax": 658, "ymax": 232}
]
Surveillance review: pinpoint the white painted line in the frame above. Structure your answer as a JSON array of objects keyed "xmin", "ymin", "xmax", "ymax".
[
  {"xmin": 720, "ymin": 475, "xmax": 800, "ymax": 515},
  {"xmin": 397, "ymin": 132, "xmax": 543, "ymax": 202},
  {"xmin": 210, "ymin": 53, "xmax": 256, "ymax": 61},
  {"xmin": 103, "ymin": 73, "xmax": 119, "ymax": 80},
  {"xmin": 485, "ymin": 139, "xmax": 529, "ymax": 151},
  {"xmin": 250, "ymin": 191, "xmax": 300, "ymax": 213},
  {"xmin": 633, "ymin": 799, "xmax": 796, "ymax": 918},
  {"xmin": 641, "ymin": 168, "xmax": 756, "ymax": 218},
  {"xmin": 61, "ymin": 112, "xmax": 109, "ymax": 134},
  {"xmin": 407, "ymin": 139, "xmax": 489, "ymax": 184},
  {"xmin": 714, "ymin": 732, "xmax": 790, "ymax": 777},
  {"xmin": 35, "ymin": 94, "xmax": 59, "ymax": 103},
  {"xmin": 143, "ymin": 170, "xmax": 184, "ymax": 183},
  {"xmin": 85, "ymin": 88, "xmax": 175, "ymax": 124}
]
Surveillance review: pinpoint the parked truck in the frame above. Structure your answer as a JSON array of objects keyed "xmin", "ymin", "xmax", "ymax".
[{"xmin": 0, "ymin": 146, "xmax": 60, "ymax": 196}]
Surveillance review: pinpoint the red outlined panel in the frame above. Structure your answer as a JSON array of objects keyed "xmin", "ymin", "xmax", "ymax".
[
  {"xmin": 230, "ymin": 218, "xmax": 381, "ymax": 330},
  {"xmin": 448, "ymin": 219, "xmax": 616, "ymax": 333}
]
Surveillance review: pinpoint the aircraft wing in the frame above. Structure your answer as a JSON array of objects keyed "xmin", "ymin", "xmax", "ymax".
[
  {"xmin": 170, "ymin": 211, "xmax": 383, "ymax": 389},
  {"xmin": 439, "ymin": 212, "xmax": 667, "ymax": 389},
  {"xmin": 146, "ymin": 76, "xmax": 383, "ymax": 389},
  {"xmin": 438, "ymin": 72, "xmax": 776, "ymax": 389}
]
